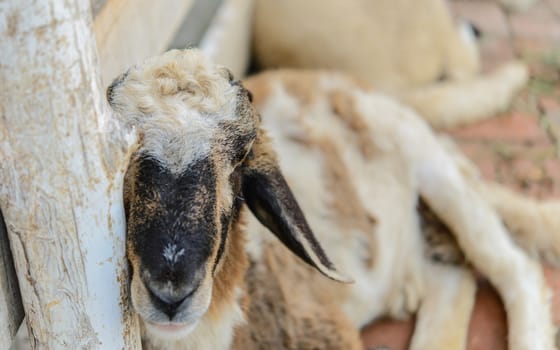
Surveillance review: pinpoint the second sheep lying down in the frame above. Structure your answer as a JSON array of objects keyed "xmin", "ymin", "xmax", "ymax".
[
  {"xmin": 242, "ymin": 69, "xmax": 560, "ymax": 350},
  {"xmin": 107, "ymin": 49, "xmax": 560, "ymax": 350}
]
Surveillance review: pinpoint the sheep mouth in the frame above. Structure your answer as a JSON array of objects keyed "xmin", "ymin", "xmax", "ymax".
[
  {"xmin": 135, "ymin": 280, "xmax": 214, "ymax": 340},
  {"xmin": 145, "ymin": 320, "xmax": 200, "ymax": 338}
]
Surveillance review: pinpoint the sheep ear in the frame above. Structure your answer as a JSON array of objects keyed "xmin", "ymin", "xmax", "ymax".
[{"xmin": 241, "ymin": 131, "xmax": 352, "ymax": 283}]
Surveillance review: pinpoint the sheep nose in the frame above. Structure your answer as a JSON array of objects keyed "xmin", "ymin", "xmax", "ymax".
[
  {"xmin": 152, "ymin": 294, "xmax": 187, "ymax": 319},
  {"xmin": 147, "ymin": 285, "xmax": 198, "ymax": 319}
]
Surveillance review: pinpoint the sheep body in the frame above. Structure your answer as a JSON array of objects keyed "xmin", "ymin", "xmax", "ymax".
[{"xmin": 239, "ymin": 69, "xmax": 557, "ymax": 349}]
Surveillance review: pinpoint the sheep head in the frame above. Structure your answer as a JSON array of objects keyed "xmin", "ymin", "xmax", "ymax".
[{"xmin": 107, "ymin": 49, "xmax": 348, "ymax": 339}]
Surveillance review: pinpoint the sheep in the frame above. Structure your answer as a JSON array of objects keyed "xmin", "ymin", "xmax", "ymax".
[
  {"xmin": 106, "ymin": 49, "xmax": 560, "ymax": 350},
  {"xmin": 252, "ymin": 0, "xmax": 529, "ymax": 127}
]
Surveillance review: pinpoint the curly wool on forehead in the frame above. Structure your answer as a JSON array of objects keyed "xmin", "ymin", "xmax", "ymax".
[
  {"xmin": 111, "ymin": 49, "xmax": 249, "ymax": 174},
  {"xmin": 122, "ymin": 49, "xmax": 236, "ymax": 117}
]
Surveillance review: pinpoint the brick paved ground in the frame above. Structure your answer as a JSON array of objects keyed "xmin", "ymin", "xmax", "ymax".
[
  {"xmin": 361, "ymin": 1, "xmax": 560, "ymax": 349},
  {"xmin": 448, "ymin": 0, "xmax": 560, "ymax": 199}
]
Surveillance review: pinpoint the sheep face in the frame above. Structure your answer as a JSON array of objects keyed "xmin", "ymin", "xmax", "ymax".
[{"xmin": 107, "ymin": 49, "xmax": 348, "ymax": 339}]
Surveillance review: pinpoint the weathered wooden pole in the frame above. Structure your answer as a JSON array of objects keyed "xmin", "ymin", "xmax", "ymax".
[{"xmin": 0, "ymin": 0, "xmax": 141, "ymax": 348}]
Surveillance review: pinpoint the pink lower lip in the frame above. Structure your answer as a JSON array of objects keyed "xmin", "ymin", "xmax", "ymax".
[{"xmin": 149, "ymin": 322, "xmax": 190, "ymax": 332}]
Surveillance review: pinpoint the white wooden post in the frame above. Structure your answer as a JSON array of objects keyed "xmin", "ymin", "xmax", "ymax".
[{"xmin": 0, "ymin": 0, "xmax": 141, "ymax": 348}]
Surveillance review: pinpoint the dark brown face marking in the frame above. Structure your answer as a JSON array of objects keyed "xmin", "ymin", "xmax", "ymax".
[{"xmin": 127, "ymin": 155, "xmax": 218, "ymax": 305}]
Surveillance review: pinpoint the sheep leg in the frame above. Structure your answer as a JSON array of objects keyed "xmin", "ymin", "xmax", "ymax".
[
  {"xmin": 354, "ymin": 89, "xmax": 553, "ymax": 349},
  {"xmin": 476, "ymin": 181, "xmax": 560, "ymax": 266},
  {"xmin": 399, "ymin": 61, "xmax": 528, "ymax": 128},
  {"xmin": 410, "ymin": 263, "xmax": 476, "ymax": 350},
  {"xmin": 414, "ymin": 145, "xmax": 554, "ymax": 350},
  {"xmin": 437, "ymin": 134, "xmax": 560, "ymax": 266}
]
